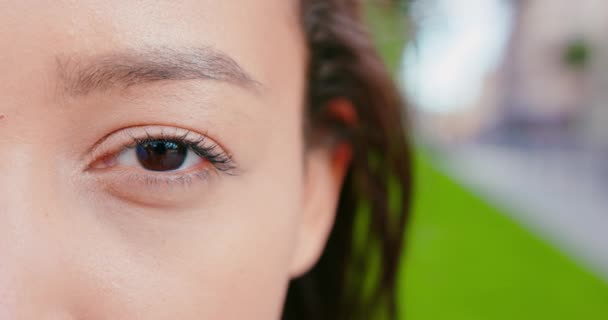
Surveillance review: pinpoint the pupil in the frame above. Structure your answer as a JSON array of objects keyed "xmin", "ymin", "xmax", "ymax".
[{"xmin": 136, "ymin": 140, "xmax": 188, "ymax": 171}]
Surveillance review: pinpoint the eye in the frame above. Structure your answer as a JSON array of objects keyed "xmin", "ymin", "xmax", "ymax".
[
  {"xmin": 88, "ymin": 126, "xmax": 236, "ymax": 177},
  {"xmin": 117, "ymin": 139, "xmax": 201, "ymax": 172},
  {"xmin": 86, "ymin": 126, "xmax": 236, "ymax": 206}
]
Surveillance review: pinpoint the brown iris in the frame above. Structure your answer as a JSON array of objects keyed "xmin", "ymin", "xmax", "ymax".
[{"xmin": 136, "ymin": 140, "xmax": 188, "ymax": 171}]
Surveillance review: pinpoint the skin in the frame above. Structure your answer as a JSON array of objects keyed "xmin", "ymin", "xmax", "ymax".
[{"xmin": 0, "ymin": 1, "xmax": 351, "ymax": 319}]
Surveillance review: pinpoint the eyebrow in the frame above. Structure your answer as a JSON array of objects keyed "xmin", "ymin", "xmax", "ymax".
[{"xmin": 55, "ymin": 46, "xmax": 261, "ymax": 96}]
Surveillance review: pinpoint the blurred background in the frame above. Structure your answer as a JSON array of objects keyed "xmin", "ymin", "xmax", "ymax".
[{"xmin": 365, "ymin": 0, "xmax": 608, "ymax": 318}]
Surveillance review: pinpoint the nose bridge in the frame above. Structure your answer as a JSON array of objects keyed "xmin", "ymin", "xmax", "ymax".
[
  {"xmin": 0, "ymin": 143, "xmax": 68, "ymax": 314},
  {"xmin": 0, "ymin": 138, "xmax": 66, "ymax": 251},
  {"xmin": 0, "ymin": 141, "xmax": 55, "ymax": 221}
]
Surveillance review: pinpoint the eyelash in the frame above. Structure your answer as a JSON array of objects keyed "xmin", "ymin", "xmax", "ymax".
[{"xmin": 125, "ymin": 132, "xmax": 236, "ymax": 174}]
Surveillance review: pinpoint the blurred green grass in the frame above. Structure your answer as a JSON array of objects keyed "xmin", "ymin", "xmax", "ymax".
[
  {"xmin": 402, "ymin": 152, "xmax": 608, "ymax": 319},
  {"xmin": 363, "ymin": 2, "xmax": 608, "ymax": 319}
]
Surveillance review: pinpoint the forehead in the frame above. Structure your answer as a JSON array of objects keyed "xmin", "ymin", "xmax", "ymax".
[
  {"xmin": 0, "ymin": 0, "xmax": 305, "ymax": 96},
  {"xmin": 0, "ymin": 0, "xmax": 301, "ymax": 44}
]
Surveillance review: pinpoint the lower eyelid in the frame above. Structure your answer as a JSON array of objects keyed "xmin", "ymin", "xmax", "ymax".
[
  {"xmin": 88, "ymin": 166, "xmax": 221, "ymax": 208},
  {"xmin": 128, "ymin": 169, "xmax": 216, "ymax": 186},
  {"xmin": 83, "ymin": 146, "xmax": 235, "ymax": 207}
]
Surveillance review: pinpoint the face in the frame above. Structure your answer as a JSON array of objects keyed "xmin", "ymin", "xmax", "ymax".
[{"xmin": 0, "ymin": 1, "xmax": 349, "ymax": 318}]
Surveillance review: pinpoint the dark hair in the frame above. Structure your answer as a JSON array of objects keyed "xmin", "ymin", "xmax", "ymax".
[{"xmin": 282, "ymin": 0, "xmax": 412, "ymax": 319}]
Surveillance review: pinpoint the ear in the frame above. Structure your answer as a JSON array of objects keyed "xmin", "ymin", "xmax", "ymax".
[{"xmin": 289, "ymin": 99, "xmax": 356, "ymax": 278}]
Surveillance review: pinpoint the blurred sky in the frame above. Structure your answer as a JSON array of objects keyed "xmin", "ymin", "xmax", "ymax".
[{"xmin": 402, "ymin": 0, "xmax": 513, "ymax": 113}]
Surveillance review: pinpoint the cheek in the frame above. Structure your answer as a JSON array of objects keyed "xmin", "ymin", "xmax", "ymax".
[
  {"xmin": 185, "ymin": 107, "xmax": 307, "ymax": 318},
  {"xmin": 70, "ymin": 113, "xmax": 306, "ymax": 319}
]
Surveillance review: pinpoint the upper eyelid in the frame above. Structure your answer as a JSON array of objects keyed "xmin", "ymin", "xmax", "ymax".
[{"xmin": 123, "ymin": 130, "xmax": 206, "ymax": 148}]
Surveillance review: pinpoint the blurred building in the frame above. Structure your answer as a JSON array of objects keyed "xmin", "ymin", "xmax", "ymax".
[{"xmin": 491, "ymin": 0, "xmax": 608, "ymax": 148}]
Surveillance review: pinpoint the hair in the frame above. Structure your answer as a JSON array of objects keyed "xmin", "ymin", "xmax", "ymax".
[{"xmin": 282, "ymin": 0, "xmax": 412, "ymax": 319}]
